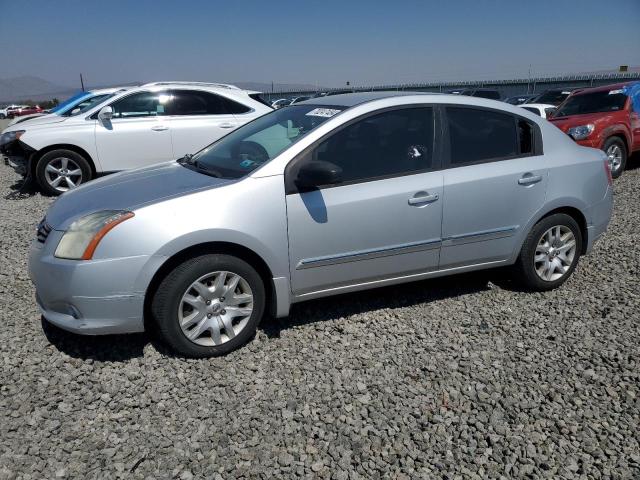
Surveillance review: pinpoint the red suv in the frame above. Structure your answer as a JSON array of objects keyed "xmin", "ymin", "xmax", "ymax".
[{"xmin": 549, "ymin": 82, "xmax": 640, "ymax": 178}]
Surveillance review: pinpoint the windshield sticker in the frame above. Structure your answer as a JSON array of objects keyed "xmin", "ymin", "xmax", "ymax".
[
  {"xmin": 239, "ymin": 159, "xmax": 257, "ymax": 169},
  {"xmin": 608, "ymin": 89, "xmax": 623, "ymax": 95},
  {"xmin": 306, "ymin": 108, "xmax": 341, "ymax": 118}
]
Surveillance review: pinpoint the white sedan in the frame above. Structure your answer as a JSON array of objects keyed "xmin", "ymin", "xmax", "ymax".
[{"xmin": 519, "ymin": 103, "xmax": 557, "ymax": 119}]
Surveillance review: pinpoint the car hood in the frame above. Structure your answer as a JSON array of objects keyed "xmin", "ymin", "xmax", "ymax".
[
  {"xmin": 549, "ymin": 111, "xmax": 622, "ymax": 133},
  {"xmin": 46, "ymin": 162, "xmax": 233, "ymax": 230},
  {"xmin": 6, "ymin": 114, "xmax": 66, "ymax": 130}
]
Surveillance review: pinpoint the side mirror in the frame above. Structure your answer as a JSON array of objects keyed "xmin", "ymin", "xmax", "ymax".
[
  {"xmin": 296, "ymin": 161, "xmax": 342, "ymax": 189},
  {"xmin": 97, "ymin": 105, "xmax": 113, "ymax": 124}
]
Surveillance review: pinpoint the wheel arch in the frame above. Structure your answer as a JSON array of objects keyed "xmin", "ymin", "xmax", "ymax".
[
  {"xmin": 601, "ymin": 128, "xmax": 630, "ymax": 154},
  {"xmin": 143, "ymin": 241, "xmax": 279, "ymax": 331},
  {"xmin": 29, "ymin": 144, "xmax": 97, "ymax": 179}
]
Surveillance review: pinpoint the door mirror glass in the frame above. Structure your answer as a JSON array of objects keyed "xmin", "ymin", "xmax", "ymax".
[
  {"xmin": 97, "ymin": 105, "xmax": 113, "ymax": 124},
  {"xmin": 296, "ymin": 161, "xmax": 342, "ymax": 189}
]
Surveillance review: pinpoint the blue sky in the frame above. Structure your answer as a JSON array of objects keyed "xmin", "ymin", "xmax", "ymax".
[{"xmin": 1, "ymin": 0, "xmax": 639, "ymax": 88}]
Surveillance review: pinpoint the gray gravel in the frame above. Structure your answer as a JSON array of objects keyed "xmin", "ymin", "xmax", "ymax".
[{"xmin": 1, "ymin": 159, "xmax": 639, "ymax": 479}]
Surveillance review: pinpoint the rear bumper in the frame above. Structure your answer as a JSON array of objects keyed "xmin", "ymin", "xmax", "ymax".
[{"xmin": 585, "ymin": 185, "xmax": 613, "ymax": 254}]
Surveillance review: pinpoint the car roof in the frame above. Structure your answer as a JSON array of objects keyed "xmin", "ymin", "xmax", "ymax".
[
  {"xmin": 571, "ymin": 81, "xmax": 636, "ymax": 96},
  {"xmin": 297, "ymin": 91, "xmax": 439, "ymax": 108}
]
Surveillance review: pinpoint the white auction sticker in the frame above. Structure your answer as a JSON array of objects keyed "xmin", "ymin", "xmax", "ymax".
[
  {"xmin": 608, "ymin": 89, "xmax": 623, "ymax": 95},
  {"xmin": 306, "ymin": 108, "xmax": 341, "ymax": 118}
]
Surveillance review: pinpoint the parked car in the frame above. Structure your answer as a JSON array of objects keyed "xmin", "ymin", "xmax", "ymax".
[
  {"xmin": 29, "ymin": 92, "xmax": 613, "ymax": 357},
  {"xmin": 7, "ymin": 105, "xmax": 44, "ymax": 118},
  {"xmin": 0, "ymin": 82, "xmax": 272, "ymax": 195},
  {"xmin": 0, "ymin": 105, "xmax": 28, "ymax": 119},
  {"xmin": 519, "ymin": 103, "xmax": 557, "ymax": 119},
  {"xmin": 529, "ymin": 88, "xmax": 582, "ymax": 106},
  {"xmin": 449, "ymin": 88, "xmax": 501, "ymax": 100},
  {"xmin": 549, "ymin": 82, "xmax": 640, "ymax": 178},
  {"xmin": 289, "ymin": 96, "xmax": 311, "ymax": 104},
  {"xmin": 271, "ymin": 98, "xmax": 291, "ymax": 109},
  {"xmin": 505, "ymin": 94, "xmax": 537, "ymax": 105},
  {"xmin": 7, "ymin": 87, "xmax": 131, "ymax": 126}
]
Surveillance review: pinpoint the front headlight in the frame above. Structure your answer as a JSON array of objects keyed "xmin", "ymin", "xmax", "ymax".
[
  {"xmin": 55, "ymin": 210, "xmax": 134, "ymax": 260},
  {"xmin": 0, "ymin": 130, "xmax": 25, "ymax": 146},
  {"xmin": 567, "ymin": 124, "xmax": 594, "ymax": 140}
]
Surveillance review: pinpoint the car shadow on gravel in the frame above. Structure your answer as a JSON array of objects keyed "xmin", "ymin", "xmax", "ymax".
[
  {"xmin": 4, "ymin": 176, "xmax": 40, "ymax": 199},
  {"xmin": 262, "ymin": 267, "xmax": 516, "ymax": 338},
  {"xmin": 40, "ymin": 317, "xmax": 156, "ymax": 361}
]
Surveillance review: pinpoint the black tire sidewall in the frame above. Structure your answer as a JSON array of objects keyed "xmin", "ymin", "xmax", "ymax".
[
  {"xmin": 603, "ymin": 137, "xmax": 627, "ymax": 179},
  {"xmin": 35, "ymin": 149, "xmax": 92, "ymax": 196},
  {"xmin": 518, "ymin": 213, "xmax": 583, "ymax": 291},
  {"xmin": 152, "ymin": 254, "xmax": 266, "ymax": 358}
]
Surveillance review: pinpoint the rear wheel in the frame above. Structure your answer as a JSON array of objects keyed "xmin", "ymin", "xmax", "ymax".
[
  {"xmin": 0, "ymin": 113, "xmax": 5, "ymax": 119},
  {"xmin": 35, "ymin": 149, "xmax": 92, "ymax": 196},
  {"xmin": 514, "ymin": 213, "xmax": 582, "ymax": 291},
  {"xmin": 151, "ymin": 254, "xmax": 265, "ymax": 357},
  {"xmin": 603, "ymin": 137, "xmax": 627, "ymax": 179}
]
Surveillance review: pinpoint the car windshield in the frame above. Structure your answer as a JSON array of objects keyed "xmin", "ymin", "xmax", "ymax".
[
  {"xmin": 534, "ymin": 90, "xmax": 571, "ymax": 105},
  {"xmin": 554, "ymin": 90, "xmax": 628, "ymax": 117},
  {"xmin": 49, "ymin": 92, "xmax": 88, "ymax": 114},
  {"xmin": 184, "ymin": 104, "xmax": 345, "ymax": 179},
  {"xmin": 66, "ymin": 93, "xmax": 115, "ymax": 116}
]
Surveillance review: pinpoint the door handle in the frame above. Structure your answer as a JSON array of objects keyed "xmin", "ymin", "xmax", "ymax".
[
  {"xmin": 408, "ymin": 192, "xmax": 439, "ymax": 206},
  {"xmin": 151, "ymin": 125, "xmax": 169, "ymax": 131},
  {"xmin": 218, "ymin": 122, "xmax": 236, "ymax": 129},
  {"xmin": 518, "ymin": 174, "xmax": 542, "ymax": 186}
]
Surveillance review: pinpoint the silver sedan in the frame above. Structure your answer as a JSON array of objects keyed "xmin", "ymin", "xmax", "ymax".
[{"xmin": 29, "ymin": 92, "xmax": 613, "ymax": 357}]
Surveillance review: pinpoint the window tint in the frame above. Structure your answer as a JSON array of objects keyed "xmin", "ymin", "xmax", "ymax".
[
  {"xmin": 308, "ymin": 107, "xmax": 434, "ymax": 184},
  {"xmin": 554, "ymin": 90, "xmax": 628, "ymax": 117},
  {"xmin": 111, "ymin": 92, "xmax": 169, "ymax": 118},
  {"xmin": 446, "ymin": 107, "xmax": 518, "ymax": 165},
  {"xmin": 167, "ymin": 90, "xmax": 251, "ymax": 115},
  {"xmin": 518, "ymin": 119, "xmax": 534, "ymax": 155}
]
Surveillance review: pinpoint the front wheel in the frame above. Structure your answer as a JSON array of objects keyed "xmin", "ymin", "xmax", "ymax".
[
  {"xmin": 151, "ymin": 254, "xmax": 266, "ymax": 357},
  {"xmin": 603, "ymin": 137, "xmax": 627, "ymax": 179},
  {"xmin": 35, "ymin": 149, "xmax": 92, "ymax": 196},
  {"xmin": 514, "ymin": 213, "xmax": 582, "ymax": 291},
  {"xmin": 0, "ymin": 113, "xmax": 5, "ymax": 119}
]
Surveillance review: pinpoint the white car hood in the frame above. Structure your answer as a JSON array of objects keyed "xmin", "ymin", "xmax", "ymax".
[{"xmin": 10, "ymin": 114, "xmax": 67, "ymax": 128}]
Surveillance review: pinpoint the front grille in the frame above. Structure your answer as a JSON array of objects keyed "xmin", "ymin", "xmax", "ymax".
[{"xmin": 36, "ymin": 218, "xmax": 52, "ymax": 244}]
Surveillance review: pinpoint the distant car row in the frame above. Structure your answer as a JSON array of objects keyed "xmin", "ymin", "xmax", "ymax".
[
  {"xmin": 1, "ymin": 80, "xmax": 638, "ymax": 195},
  {"xmin": 0, "ymin": 104, "xmax": 44, "ymax": 119}
]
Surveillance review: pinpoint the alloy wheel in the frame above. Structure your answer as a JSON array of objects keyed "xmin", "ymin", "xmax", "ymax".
[
  {"xmin": 178, "ymin": 271, "xmax": 254, "ymax": 346},
  {"xmin": 534, "ymin": 225, "xmax": 577, "ymax": 282},
  {"xmin": 606, "ymin": 144, "xmax": 623, "ymax": 174},
  {"xmin": 44, "ymin": 157, "xmax": 83, "ymax": 192}
]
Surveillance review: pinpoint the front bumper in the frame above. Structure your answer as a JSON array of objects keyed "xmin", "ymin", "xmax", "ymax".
[
  {"xmin": 29, "ymin": 230, "xmax": 149, "ymax": 335},
  {"xmin": 0, "ymin": 139, "xmax": 34, "ymax": 176},
  {"xmin": 584, "ymin": 185, "xmax": 613, "ymax": 254}
]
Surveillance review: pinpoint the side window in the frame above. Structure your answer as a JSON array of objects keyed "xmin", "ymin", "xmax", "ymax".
[
  {"xmin": 446, "ymin": 107, "xmax": 518, "ymax": 166},
  {"xmin": 110, "ymin": 92, "xmax": 168, "ymax": 118},
  {"xmin": 167, "ymin": 90, "xmax": 252, "ymax": 115},
  {"xmin": 306, "ymin": 107, "xmax": 434, "ymax": 184},
  {"xmin": 518, "ymin": 119, "xmax": 534, "ymax": 155}
]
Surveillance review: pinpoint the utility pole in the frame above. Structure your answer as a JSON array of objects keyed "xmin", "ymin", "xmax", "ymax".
[
  {"xmin": 80, "ymin": 73, "xmax": 85, "ymax": 91},
  {"xmin": 528, "ymin": 64, "xmax": 531, "ymax": 94}
]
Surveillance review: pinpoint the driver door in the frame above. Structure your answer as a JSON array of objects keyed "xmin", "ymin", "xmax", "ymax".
[{"xmin": 94, "ymin": 91, "xmax": 174, "ymax": 171}]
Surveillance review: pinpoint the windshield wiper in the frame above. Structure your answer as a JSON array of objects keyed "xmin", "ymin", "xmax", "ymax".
[
  {"xmin": 177, "ymin": 153, "xmax": 195, "ymax": 165},
  {"xmin": 194, "ymin": 160, "xmax": 223, "ymax": 178}
]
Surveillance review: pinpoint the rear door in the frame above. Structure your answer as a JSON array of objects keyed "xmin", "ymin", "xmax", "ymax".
[
  {"xmin": 440, "ymin": 106, "xmax": 547, "ymax": 269},
  {"xmin": 94, "ymin": 91, "xmax": 173, "ymax": 171},
  {"xmin": 285, "ymin": 106, "xmax": 443, "ymax": 297},
  {"xmin": 167, "ymin": 89, "xmax": 252, "ymax": 158}
]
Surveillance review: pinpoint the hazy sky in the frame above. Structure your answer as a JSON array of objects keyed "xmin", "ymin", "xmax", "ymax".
[{"xmin": 1, "ymin": 0, "xmax": 639, "ymax": 88}]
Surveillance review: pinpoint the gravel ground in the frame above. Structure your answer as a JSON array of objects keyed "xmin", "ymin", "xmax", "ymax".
[{"xmin": 0, "ymin": 159, "xmax": 639, "ymax": 479}]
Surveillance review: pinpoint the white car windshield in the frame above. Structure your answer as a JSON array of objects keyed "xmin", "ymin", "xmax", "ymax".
[{"xmin": 182, "ymin": 105, "xmax": 345, "ymax": 179}]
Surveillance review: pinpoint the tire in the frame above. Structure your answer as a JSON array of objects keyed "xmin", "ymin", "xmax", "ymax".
[
  {"xmin": 514, "ymin": 213, "xmax": 583, "ymax": 291},
  {"xmin": 35, "ymin": 149, "xmax": 92, "ymax": 196},
  {"xmin": 603, "ymin": 137, "xmax": 627, "ymax": 179},
  {"xmin": 151, "ymin": 254, "xmax": 266, "ymax": 358},
  {"xmin": 0, "ymin": 114, "xmax": 5, "ymax": 119}
]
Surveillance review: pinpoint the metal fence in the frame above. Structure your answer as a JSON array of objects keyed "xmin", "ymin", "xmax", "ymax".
[{"xmin": 264, "ymin": 72, "xmax": 640, "ymax": 102}]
